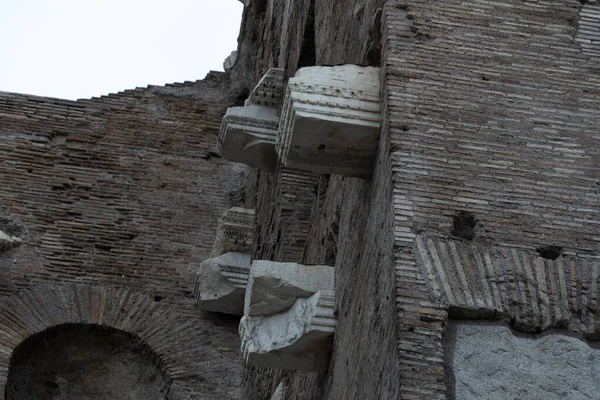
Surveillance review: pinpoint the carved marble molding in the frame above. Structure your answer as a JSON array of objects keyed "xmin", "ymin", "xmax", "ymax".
[
  {"xmin": 217, "ymin": 69, "xmax": 285, "ymax": 172},
  {"xmin": 277, "ymin": 65, "xmax": 381, "ymax": 178},
  {"xmin": 0, "ymin": 230, "xmax": 21, "ymax": 252},
  {"xmin": 239, "ymin": 261, "xmax": 336, "ymax": 372},
  {"xmin": 195, "ymin": 252, "xmax": 251, "ymax": 315},
  {"xmin": 211, "ymin": 207, "xmax": 255, "ymax": 258}
]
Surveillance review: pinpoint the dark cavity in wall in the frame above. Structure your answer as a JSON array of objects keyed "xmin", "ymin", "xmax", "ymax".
[
  {"xmin": 536, "ymin": 245, "xmax": 563, "ymax": 260},
  {"xmin": 6, "ymin": 324, "xmax": 169, "ymax": 400},
  {"xmin": 298, "ymin": 0, "xmax": 316, "ymax": 68},
  {"xmin": 451, "ymin": 211, "xmax": 477, "ymax": 241}
]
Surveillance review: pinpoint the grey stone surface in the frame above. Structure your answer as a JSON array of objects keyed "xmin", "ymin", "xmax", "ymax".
[
  {"xmin": 245, "ymin": 261, "xmax": 335, "ymax": 316},
  {"xmin": 217, "ymin": 69, "xmax": 285, "ymax": 172},
  {"xmin": 450, "ymin": 323, "xmax": 600, "ymax": 400},
  {"xmin": 271, "ymin": 382, "xmax": 285, "ymax": 400},
  {"xmin": 277, "ymin": 65, "xmax": 381, "ymax": 178},
  {"xmin": 240, "ymin": 290, "xmax": 336, "ymax": 372},
  {"xmin": 195, "ymin": 252, "xmax": 251, "ymax": 315}
]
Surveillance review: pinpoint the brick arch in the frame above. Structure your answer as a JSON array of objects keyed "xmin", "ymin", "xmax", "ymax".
[{"xmin": 0, "ymin": 284, "xmax": 206, "ymax": 399}]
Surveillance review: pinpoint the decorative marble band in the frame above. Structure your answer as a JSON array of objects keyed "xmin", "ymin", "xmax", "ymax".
[
  {"xmin": 217, "ymin": 69, "xmax": 285, "ymax": 171},
  {"xmin": 416, "ymin": 235, "xmax": 600, "ymax": 338},
  {"xmin": 246, "ymin": 68, "xmax": 286, "ymax": 109},
  {"xmin": 211, "ymin": 207, "xmax": 255, "ymax": 258}
]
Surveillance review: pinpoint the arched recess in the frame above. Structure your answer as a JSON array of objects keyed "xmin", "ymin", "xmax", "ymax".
[
  {"xmin": 0, "ymin": 284, "xmax": 234, "ymax": 400},
  {"xmin": 5, "ymin": 323, "xmax": 169, "ymax": 399}
]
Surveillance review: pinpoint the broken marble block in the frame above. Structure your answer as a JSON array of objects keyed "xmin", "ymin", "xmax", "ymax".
[
  {"xmin": 240, "ymin": 290, "xmax": 336, "ymax": 372},
  {"xmin": 195, "ymin": 252, "xmax": 252, "ymax": 315},
  {"xmin": 211, "ymin": 207, "xmax": 255, "ymax": 257},
  {"xmin": 0, "ymin": 230, "xmax": 22, "ymax": 252},
  {"xmin": 244, "ymin": 261, "xmax": 335, "ymax": 316},
  {"xmin": 239, "ymin": 261, "xmax": 336, "ymax": 372},
  {"xmin": 277, "ymin": 65, "xmax": 381, "ymax": 178},
  {"xmin": 217, "ymin": 68, "xmax": 285, "ymax": 172}
]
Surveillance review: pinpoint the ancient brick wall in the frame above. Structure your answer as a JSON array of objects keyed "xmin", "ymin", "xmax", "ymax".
[
  {"xmin": 0, "ymin": 72, "xmax": 247, "ymax": 399},
  {"xmin": 386, "ymin": 0, "xmax": 600, "ymax": 398}
]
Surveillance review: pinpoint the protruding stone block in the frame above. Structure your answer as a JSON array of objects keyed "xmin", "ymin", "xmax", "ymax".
[
  {"xmin": 239, "ymin": 261, "xmax": 336, "ymax": 372},
  {"xmin": 195, "ymin": 252, "xmax": 251, "ymax": 315},
  {"xmin": 0, "ymin": 230, "xmax": 21, "ymax": 252},
  {"xmin": 277, "ymin": 65, "xmax": 381, "ymax": 178},
  {"xmin": 211, "ymin": 207, "xmax": 255, "ymax": 257},
  {"xmin": 240, "ymin": 290, "xmax": 336, "ymax": 372},
  {"xmin": 217, "ymin": 68, "xmax": 285, "ymax": 171},
  {"xmin": 245, "ymin": 261, "xmax": 335, "ymax": 316}
]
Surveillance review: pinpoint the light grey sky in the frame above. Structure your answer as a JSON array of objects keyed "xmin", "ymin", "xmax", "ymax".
[{"xmin": 0, "ymin": 1, "xmax": 243, "ymax": 100}]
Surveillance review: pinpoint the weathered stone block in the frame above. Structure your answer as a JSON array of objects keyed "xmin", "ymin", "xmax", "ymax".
[
  {"xmin": 244, "ymin": 260, "xmax": 335, "ymax": 316},
  {"xmin": 211, "ymin": 207, "xmax": 255, "ymax": 257},
  {"xmin": 217, "ymin": 68, "xmax": 285, "ymax": 171},
  {"xmin": 240, "ymin": 290, "xmax": 336, "ymax": 372},
  {"xmin": 277, "ymin": 65, "xmax": 381, "ymax": 178},
  {"xmin": 195, "ymin": 252, "xmax": 252, "ymax": 315}
]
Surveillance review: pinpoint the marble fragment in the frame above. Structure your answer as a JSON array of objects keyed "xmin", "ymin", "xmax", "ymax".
[
  {"xmin": 195, "ymin": 252, "xmax": 251, "ymax": 315},
  {"xmin": 277, "ymin": 65, "xmax": 381, "ymax": 178},
  {"xmin": 245, "ymin": 260, "xmax": 335, "ymax": 316},
  {"xmin": 217, "ymin": 68, "xmax": 285, "ymax": 171},
  {"xmin": 240, "ymin": 290, "xmax": 336, "ymax": 372},
  {"xmin": 211, "ymin": 207, "xmax": 255, "ymax": 257}
]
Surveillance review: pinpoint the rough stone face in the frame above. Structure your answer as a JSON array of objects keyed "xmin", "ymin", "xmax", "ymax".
[
  {"xmin": 277, "ymin": 65, "xmax": 381, "ymax": 178},
  {"xmin": 0, "ymin": 230, "xmax": 21, "ymax": 252},
  {"xmin": 195, "ymin": 252, "xmax": 251, "ymax": 315},
  {"xmin": 211, "ymin": 207, "xmax": 255, "ymax": 257},
  {"xmin": 240, "ymin": 290, "xmax": 335, "ymax": 372},
  {"xmin": 217, "ymin": 69, "xmax": 285, "ymax": 172},
  {"xmin": 244, "ymin": 261, "xmax": 334, "ymax": 316},
  {"xmin": 449, "ymin": 322, "xmax": 600, "ymax": 400}
]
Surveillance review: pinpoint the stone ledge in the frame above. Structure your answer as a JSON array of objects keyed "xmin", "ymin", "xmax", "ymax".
[
  {"xmin": 217, "ymin": 69, "xmax": 285, "ymax": 171},
  {"xmin": 195, "ymin": 252, "xmax": 252, "ymax": 315},
  {"xmin": 277, "ymin": 65, "xmax": 381, "ymax": 178}
]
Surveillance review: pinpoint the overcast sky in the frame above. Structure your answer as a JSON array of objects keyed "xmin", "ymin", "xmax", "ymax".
[{"xmin": 0, "ymin": 1, "xmax": 243, "ymax": 100}]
